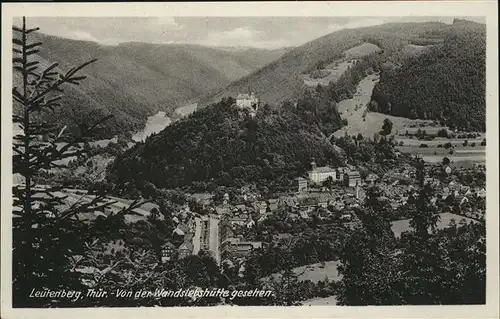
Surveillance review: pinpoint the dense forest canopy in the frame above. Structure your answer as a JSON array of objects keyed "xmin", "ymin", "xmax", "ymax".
[
  {"xmin": 369, "ymin": 21, "xmax": 486, "ymax": 131},
  {"xmin": 108, "ymin": 97, "xmax": 344, "ymax": 192}
]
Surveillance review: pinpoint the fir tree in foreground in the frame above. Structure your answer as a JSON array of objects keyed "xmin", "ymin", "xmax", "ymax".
[
  {"xmin": 11, "ymin": 17, "xmax": 143, "ymax": 307},
  {"xmin": 12, "ymin": 18, "xmax": 228, "ymax": 308}
]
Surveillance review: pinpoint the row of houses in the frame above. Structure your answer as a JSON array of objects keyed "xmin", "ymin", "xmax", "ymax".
[
  {"xmin": 305, "ymin": 161, "xmax": 362, "ymax": 188},
  {"xmin": 219, "ymin": 217, "xmax": 262, "ymax": 265}
]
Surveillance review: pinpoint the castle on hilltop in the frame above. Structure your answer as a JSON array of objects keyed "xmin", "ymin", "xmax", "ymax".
[{"xmin": 235, "ymin": 92, "xmax": 259, "ymax": 115}]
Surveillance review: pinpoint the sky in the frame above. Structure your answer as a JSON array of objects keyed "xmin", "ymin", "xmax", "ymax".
[{"xmin": 14, "ymin": 16, "xmax": 485, "ymax": 49}]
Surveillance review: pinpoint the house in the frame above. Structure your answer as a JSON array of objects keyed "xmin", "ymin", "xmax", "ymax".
[
  {"xmin": 172, "ymin": 223, "xmax": 189, "ymax": 236},
  {"xmin": 234, "ymin": 204, "xmax": 247, "ymax": 214},
  {"xmin": 267, "ymin": 199, "xmax": 279, "ymax": 212},
  {"xmin": 334, "ymin": 201, "xmax": 345, "ymax": 210},
  {"xmin": 365, "ymin": 173, "xmax": 379, "ymax": 185},
  {"xmin": 161, "ymin": 242, "xmax": 176, "ymax": 263},
  {"xmin": 460, "ymin": 186, "xmax": 472, "ymax": 196},
  {"xmin": 219, "ymin": 219, "xmax": 235, "ymax": 244},
  {"xmin": 274, "ymin": 233, "xmax": 293, "ymax": 242},
  {"xmin": 228, "ymin": 214, "xmax": 249, "ymax": 226},
  {"xmin": 444, "ymin": 165, "xmax": 452, "ymax": 175},
  {"xmin": 340, "ymin": 213, "xmax": 352, "ymax": 221},
  {"xmin": 430, "ymin": 197, "xmax": 438, "ymax": 207},
  {"xmin": 245, "ymin": 217, "xmax": 255, "ymax": 229},
  {"xmin": 440, "ymin": 187, "xmax": 451, "ymax": 200},
  {"xmin": 236, "ymin": 93, "xmax": 259, "ymax": 109},
  {"xmin": 251, "ymin": 201, "xmax": 267, "ymax": 214},
  {"xmin": 299, "ymin": 211, "xmax": 309, "ymax": 219},
  {"xmin": 457, "ymin": 195, "xmax": 469, "ymax": 206},
  {"xmin": 344, "ymin": 197, "xmax": 357, "ymax": 207},
  {"xmin": 220, "ymin": 237, "xmax": 262, "ymax": 260},
  {"xmin": 308, "ymin": 161, "xmax": 337, "ymax": 184},
  {"xmin": 343, "ymin": 170, "xmax": 362, "ymax": 188},
  {"xmin": 476, "ymin": 188, "xmax": 486, "ymax": 198},
  {"xmin": 178, "ymin": 242, "xmax": 194, "ymax": 259},
  {"xmin": 279, "ymin": 196, "xmax": 298, "ymax": 209},
  {"xmin": 296, "ymin": 177, "xmax": 308, "ymax": 192},
  {"xmin": 257, "ymin": 212, "xmax": 272, "ymax": 223},
  {"xmin": 223, "ymin": 193, "xmax": 230, "ymax": 204},
  {"xmin": 216, "ymin": 204, "xmax": 231, "ymax": 215}
]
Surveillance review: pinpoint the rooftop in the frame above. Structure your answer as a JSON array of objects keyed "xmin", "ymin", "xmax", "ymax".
[
  {"xmin": 312, "ymin": 166, "xmax": 335, "ymax": 173},
  {"xmin": 236, "ymin": 93, "xmax": 256, "ymax": 100},
  {"xmin": 346, "ymin": 170, "xmax": 361, "ymax": 177},
  {"xmin": 179, "ymin": 242, "xmax": 193, "ymax": 251}
]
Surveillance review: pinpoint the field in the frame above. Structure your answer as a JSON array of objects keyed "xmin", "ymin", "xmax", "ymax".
[
  {"xmin": 294, "ymin": 261, "xmax": 342, "ymax": 283},
  {"xmin": 395, "ymin": 142, "xmax": 485, "ymax": 164},
  {"xmin": 302, "ymin": 60, "xmax": 355, "ymax": 87},
  {"xmin": 420, "ymin": 155, "xmax": 485, "ymax": 164},
  {"xmin": 391, "ymin": 212, "xmax": 478, "ymax": 238},
  {"xmin": 396, "ymin": 146, "xmax": 485, "ymax": 156},
  {"xmin": 333, "ymin": 74, "xmax": 433, "ymax": 138},
  {"xmin": 301, "ymin": 295, "xmax": 338, "ymax": 306},
  {"xmin": 263, "ymin": 260, "xmax": 341, "ymax": 284},
  {"xmin": 395, "ymin": 137, "xmax": 484, "ymax": 147},
  {"xmin": 331, "ymin": 75, "xmax": 485, "ymax": 165},
  {"xmin": 272, "ymin": 261, "xmax": 341, "ymax": 306}
]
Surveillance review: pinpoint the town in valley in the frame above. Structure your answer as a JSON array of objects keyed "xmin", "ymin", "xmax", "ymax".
[{"xmin": 10, "ymin": 15, "xmax": 488, "ymax": 308}]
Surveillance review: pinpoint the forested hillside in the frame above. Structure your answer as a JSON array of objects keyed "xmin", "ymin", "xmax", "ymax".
[
  {"xmin": 200, "ymin": 22, "xmax": 455, "ymax": 107},
  {"xmin": 369, "ymin": 20, "xmax": 486, "ymax": 131},
  {"xmin": 12, "ymin": 32, "xmax": 287, "ymax": 138},
  {"xmin": 108, "ymin": 97, "xmax": 344, "ymax": 192}
]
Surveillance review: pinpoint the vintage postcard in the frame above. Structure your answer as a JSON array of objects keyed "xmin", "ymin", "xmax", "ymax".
[{"xmin": 1, "ymin": 1, "xmax": 498, "ymax": 319}]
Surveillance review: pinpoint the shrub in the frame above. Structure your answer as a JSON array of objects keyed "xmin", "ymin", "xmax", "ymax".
[
  {"xmin": 437, "ymin": 128, "xmax": 449, "ymax": 138},
  {"xmin": 420, "ymin": 144, "xmax": 429, "ymax": 148}
]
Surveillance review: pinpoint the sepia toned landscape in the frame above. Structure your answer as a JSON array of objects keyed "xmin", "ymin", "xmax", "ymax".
[{"xmin": 10, "ymin": 15, "xmax": 487, "ymax": 308}]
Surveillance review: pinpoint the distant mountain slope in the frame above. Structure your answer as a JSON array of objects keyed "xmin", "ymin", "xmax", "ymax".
[
  {"xmin": 200, "ymin": 22, "xmax": 455, "ymax": 107},
  {"xmin": 12, "ymin": 32, "xmax": 287, "ymax": 138},
  {"xmin": 370, "ymin": 20, "xmax": 486, "ymax": 131}
]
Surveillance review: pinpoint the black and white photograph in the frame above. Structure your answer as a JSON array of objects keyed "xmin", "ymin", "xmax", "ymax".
[{"xmin": 1, "ymin": 1, "xmax": 498, "ymax": 318}]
